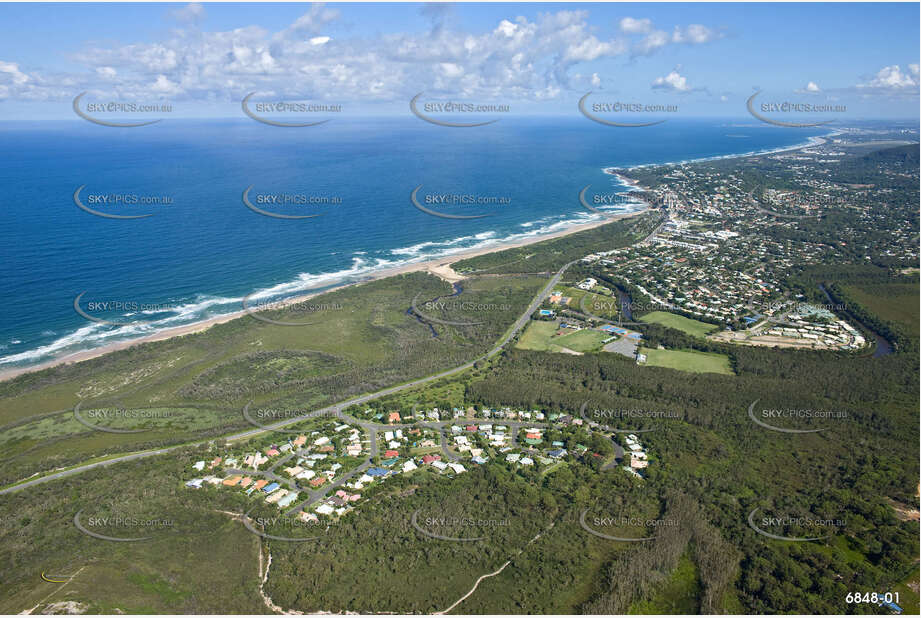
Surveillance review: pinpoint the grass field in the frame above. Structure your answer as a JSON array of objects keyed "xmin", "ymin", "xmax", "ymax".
[
  {"xmin": 638, "ymin": 347, "xmax": 733, "ymax": 375},
  {"xmin": 560, "ymin": 286, "xmax": 621, "ymax": 320},
  {"xmin": 554, "ymin": 329, "xmax": 610, "ymax": 353},
  {"xmin": 639, "ymin": 311, "xmax": 719, "ymax": 338},
  {"xmin": 516, "ymin": 320, "xmax": 560, "ymax": 352},
  {"xmin": 517, "ymin": 321, "xmax": 608, "ymax": 354}
]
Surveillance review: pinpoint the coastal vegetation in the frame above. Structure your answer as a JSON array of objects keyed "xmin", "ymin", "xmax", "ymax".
[{"xmin": 0, "ymin": 272, "xmax": 548, "ymax": 486}]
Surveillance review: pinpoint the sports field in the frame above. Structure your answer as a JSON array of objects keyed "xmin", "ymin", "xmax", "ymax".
[
  {"xmin": 638, "ymin": 347, "xmax": 733, "ymax": 375},
  {"xmin": 639, "ymin": 311, "xmax": 719, "ymax": 338}
]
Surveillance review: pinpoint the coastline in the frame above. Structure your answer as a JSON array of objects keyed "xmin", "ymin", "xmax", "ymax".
[
  {"xmin": 0, "ymin": 128, "xmax": 837, "ymax": 384},
  {"xmin": 0, "ymin": 207, "xmax": 645, "ymax": 383},
  {"xmin": 610, "ymin": 129, "xmax": 839, "ymax": 173}
]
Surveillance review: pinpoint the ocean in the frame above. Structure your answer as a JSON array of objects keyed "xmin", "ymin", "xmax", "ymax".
[{"xmin": 0, "ymin": 117, "xmax": 827, "ymax": 369}]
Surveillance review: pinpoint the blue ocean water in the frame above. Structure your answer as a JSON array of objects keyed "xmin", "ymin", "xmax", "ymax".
[{"xmin": 0, "ymin": 117, "xmax": 827, "ymax": 368}]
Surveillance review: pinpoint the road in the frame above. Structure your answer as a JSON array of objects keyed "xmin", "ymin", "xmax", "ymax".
[
  {"xmin": 0, "ymin": 447, "xmax": 176, "ymax": 496},
  {"xmin": 0, "ymin": 258, "xmax": 579, "ymax": 497}
]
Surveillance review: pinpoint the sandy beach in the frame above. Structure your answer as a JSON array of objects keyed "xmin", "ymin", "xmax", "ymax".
[{"xmin": 0, "ymin": 206, "xmax": 647, "ymax": 383}]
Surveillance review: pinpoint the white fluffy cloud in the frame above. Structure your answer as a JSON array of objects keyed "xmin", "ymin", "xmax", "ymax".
[
  {"xmin": 0, "ymin": 61, "xmax": 30, "ymax": 86},
  {"xmin": 794, "ymin": 81, "xmax": 821, "ymax": 94},
  {"xmin": 859, "ymin": 64, "xmax": 919, "ymax": 90},
  {"xmin": 173, "ymin": 3, "xmax": 205, "ymax": 23},
  {"xmin": 651, "ymin": 69, "xmax": 690, "ymax": 92},
  {"xmin": 634, "ymin": 30, "xmax": 671, "ymax": 56},
  {"xmin": 631, "ymin": 23, "xmax": 720, "ymax": 56},
  {"xmin": 0, "ymin": 6, "xmax": 725, "ymax": 104},
  {"xmin": 619, "ymin": 17, "xmax": 652, "ymax": 34},
  {"xmin": 672, "ymin": 24, "xmax": 717, "ymax": 44}
]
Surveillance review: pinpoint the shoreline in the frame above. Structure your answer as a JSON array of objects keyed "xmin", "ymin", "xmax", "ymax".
[
  {"xmin": 0, "ymin": 207, "xmax": 646, "ymax": 383},
  {"xmin": 610, "ymin": 129, "xmax": 839, "ymax": 173},
  {"xmin": 0, "ymin": 128, "xmax": 836, "ymax": 383}
]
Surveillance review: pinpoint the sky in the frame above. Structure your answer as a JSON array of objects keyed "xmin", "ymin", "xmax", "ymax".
[{"xmin": 0, "ymin": 2, "xmax": 918, "ymax": 120}]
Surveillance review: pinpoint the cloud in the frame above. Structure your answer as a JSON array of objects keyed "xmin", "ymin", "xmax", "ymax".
[
  {"xmin": 0, "ymin": 61, "xmax": 31, "ymax": 86},
  {"xmin": 858, "ymin": 64, "xmax": 919, "ymax": 90},
  {"xmin": 651, "ymin": 69, "xmax": 690, "ymax": 92},
  {"xmin": 619, "ymin": 17, "xmax": 652, "ymax": 34},
  {"xmin": 634, "ymin": 30, "xmax": 670, "ymax": 56},
  {"xmin": 150, "ymin": 74, "xmax": 182, "ymax": 95},
  {"xmin": 0, "ymin": 7, "xmax": 724, "ymax": 105},
  {"xmin": 794, "ymin": 81, "xmax": 821, "ymax": 94},
  {"xmin": 173, "ymin": 3, "xmax": 205, "ymax": 23},
  {"xmin": 591, "ymin": 72, "xmax": 601, "ymax": 88},
  {"xmin": 279, "ymin": 3, "xmax": 340, "ymax": 38},
  {"xmin": 671, "ymin": 24, "xmax": 717, "ymax": 44},
  {"xmin": 631, "ymin": 23, "xmax": 720, "ymax": 56}
]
